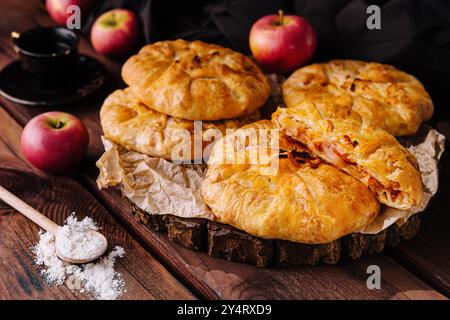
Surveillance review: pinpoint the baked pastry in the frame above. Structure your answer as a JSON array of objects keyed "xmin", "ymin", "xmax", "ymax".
[
  {"xmin": 100, "ymin": 88, "xmax": 260, "ymax": 161},
  {"xmin": 282, "ymin": 60, "xmax": 433, "ymax": 136},
  {"xmin": 202, "ymin": 120, "xmax": 380, "ymax": 244},
  {"xmin": 122, "ymin": 39, "xmax": 270, "ymax": 121},
  {"xmin": 272, "ymin": 103, "xmax": 423, "ymax": 209}
]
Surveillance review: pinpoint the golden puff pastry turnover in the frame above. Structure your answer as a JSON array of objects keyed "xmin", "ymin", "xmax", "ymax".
[
  {"xmin": 100, "ymin": 88, "xmax": 260, "ymax": 161},
  {"xmin": 122, "ymin": 39, "xmax": 270, "ymax": 121},
  {"xmin": 272, "ymin": 102, "xmax": 424, "ymax": 210},
  {"xmin": 202, "ymin": 120, "xmax": 380, "ymax": 244},
  {"xmin": 282, "ymin": 60, "xmax": 433, "ymax": 136}
]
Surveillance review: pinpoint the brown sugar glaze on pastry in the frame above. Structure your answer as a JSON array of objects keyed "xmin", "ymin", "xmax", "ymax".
[
  {"xmin": 100, "ymin": 88, "xmax": 260, "ymax": 161},
  {"xmin": 202, "ymin": 120, "xmax": 380, "ymax": 244},
  {"xmin": 122, "ymin": 39, "xmax": 270, "ymax": 121},
  {"xmin": 272, "ymin": 102, "xmax": 423, "ymax": 210},
  {"xmin": 282, "ymin": 60, "xmax": 433, "ymax": 136}
]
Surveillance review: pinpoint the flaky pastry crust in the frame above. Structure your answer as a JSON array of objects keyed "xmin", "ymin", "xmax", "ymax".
[
  {"xmin": 122, "ymin": 39, "xmax": 270, "ymax": 121},
  {"xmin": 272, "ymin": 103, "xmax": 424, "ymax": 209},
  {"xmin": 202, "ymin": 120, "xmax": 380, "ymax": 244},
  {"xmin": 100, "ymin": 88, "xmax": 260, "ymax": 161},
  {"xmin": 282, "ymin": 60, "xmax": 433, "ymax": 136}
]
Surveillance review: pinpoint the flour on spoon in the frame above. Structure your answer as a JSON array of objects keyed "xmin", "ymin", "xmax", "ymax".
[
  {"xmin": 33, "ymin": 213, "xmax": 126, "ymax": 300},
  {"xmin": 55, "ymin": 215, "xmax": 107, "ymax": 261}
]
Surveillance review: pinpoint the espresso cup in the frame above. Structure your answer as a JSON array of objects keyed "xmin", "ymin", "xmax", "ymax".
[{"xmin": 11, "ymin": 27, "xmax": 79, "ymax": 92}]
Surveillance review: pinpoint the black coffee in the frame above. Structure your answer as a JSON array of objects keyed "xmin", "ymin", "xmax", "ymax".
[
  {"xmin": 24, "ymin": 40, "xmax": 72, "ymax": 55},
  {"xmin": 16, "ymin": 27, "xmax": 77, "ymax": 56},
  {"xmin": 13, "ymin": 27, "xmax": 79, "ymax": 91}
]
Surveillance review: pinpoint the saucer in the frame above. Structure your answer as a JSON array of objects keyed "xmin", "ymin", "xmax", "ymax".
[{"xmin": 0, "ymin": 55, "xmax": 104, "ymax": 106}]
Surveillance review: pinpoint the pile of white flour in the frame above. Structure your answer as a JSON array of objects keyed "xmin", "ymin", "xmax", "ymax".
[
  {"xmin": 55, "ymin": 214, "xmax": 108, "ymax": 261},
  {"xmin": 33, "ymin": 214, "xmax": 126, "ymax": 300}
]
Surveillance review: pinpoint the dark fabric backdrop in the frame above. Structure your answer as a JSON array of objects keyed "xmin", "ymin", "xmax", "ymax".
[{"xmin": 82, "ymin": 0, "xmax": 450, "ymax": 121}]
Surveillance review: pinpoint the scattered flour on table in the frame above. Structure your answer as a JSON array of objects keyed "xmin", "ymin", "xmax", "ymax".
[{"xmin": 33, "ymin": 214, "xmax": 126, "ymax": 300}]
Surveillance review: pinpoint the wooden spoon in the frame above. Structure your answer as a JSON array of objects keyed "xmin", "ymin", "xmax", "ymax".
[{"xmin": 0, "ymin": 185, "xmax": 107, "ymax": 264}]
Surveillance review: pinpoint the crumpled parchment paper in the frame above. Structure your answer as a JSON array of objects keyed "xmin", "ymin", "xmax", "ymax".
[
  {"xmin": 96, "ymin": 125, "xmax": 445, "ymax": 235},
  {"xmin": 97, "ymin": 137, "xmax": 213, "ymax": 220}
]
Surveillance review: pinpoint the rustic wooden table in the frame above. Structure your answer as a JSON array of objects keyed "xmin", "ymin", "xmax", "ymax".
[{"xmin": 0, "ymin": 0, "xmax": 449, "ymax": 300}]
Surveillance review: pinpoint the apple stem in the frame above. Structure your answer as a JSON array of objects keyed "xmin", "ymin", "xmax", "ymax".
[
  {"xmin": 54, "ymin": 121, "xmax": 64, "ymax": 129},
  {"xmin": 47, "ymin": 119, "xmax": 65, "ymax": 129},
  {"xmin": 278, "ymin": 10, "xmax": 284, "ymax": 25},
  {"xmin": 104, "ymin": 13, "xmax": 117, "ymax": 27}
]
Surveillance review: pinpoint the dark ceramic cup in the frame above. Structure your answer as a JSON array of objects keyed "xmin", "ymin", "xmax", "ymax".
[{"xmin": 11, "ymin": 27, "xmax": 79, "ymax": 92}]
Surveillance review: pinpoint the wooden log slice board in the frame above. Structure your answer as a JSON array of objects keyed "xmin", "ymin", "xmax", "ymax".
[{"xmin": 129, "ymin": 197, "xmax": 421, "ymax": 268}]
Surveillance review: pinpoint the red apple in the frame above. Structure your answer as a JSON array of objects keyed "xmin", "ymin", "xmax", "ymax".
[
  {"xmin": 249, "ymin": 10, "xmax": 317, "ymax": 74},
  {"xmin": 90, "ymin": 9, "xmax": 142, "ymax": 58},
  {"xmin": 21, "ymin": 112, "xmax": 89, "ymax": 174},
  {"xmin": 45, "ymin": 0, "xmax": 94, "ymax": 26}
]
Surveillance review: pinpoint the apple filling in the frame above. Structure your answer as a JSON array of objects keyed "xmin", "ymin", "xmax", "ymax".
[{"xmin": 298, "ymin": 133, "xmax": 407, "ymax": 208}]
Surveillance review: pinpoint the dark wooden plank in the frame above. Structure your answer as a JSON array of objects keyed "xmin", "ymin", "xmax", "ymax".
[
  {"xmin": 0, "ymin": 108, "xmax": 195, "ymax": 300},
  {"xmin": 2, "ymin": 95, "xmax": 444, "ymax": 300},
  {"xmin": 385, "ymin": 148, "xmax": 450, "ymax": 296},
  {"xmin": 0, "ymin": 0, "xmax": 448, "ymax": 300},
  {"xmin": 85, "ymin": 184, "xmax": 448, "ymax": 300}
]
